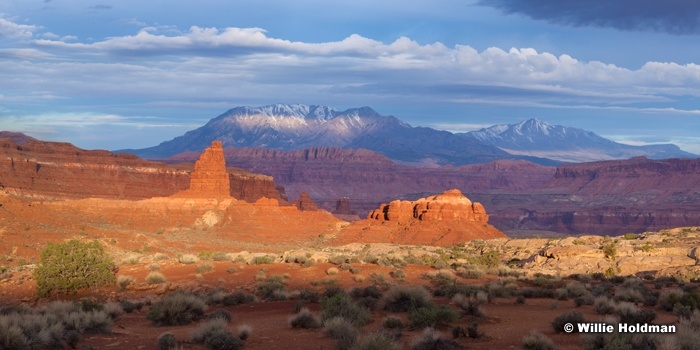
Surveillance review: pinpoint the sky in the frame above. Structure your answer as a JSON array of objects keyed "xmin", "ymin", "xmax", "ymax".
[{"xmin": 1, "ymin": 0, "xmax": 700, "ymax": 153}]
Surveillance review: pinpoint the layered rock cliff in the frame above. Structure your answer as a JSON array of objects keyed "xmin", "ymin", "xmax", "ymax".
[
  {"xmin": 0, "ymin": 136, "xmax": 284, "ymax": 203},
  {"xmin": 175, "ymin": 141, "xmax": 231, "ymax": 198}
]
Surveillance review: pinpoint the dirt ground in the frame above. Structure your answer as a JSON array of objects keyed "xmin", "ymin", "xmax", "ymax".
[{"xmin": 0, "ymin": 260, "xmax": 683, "ymax": 350}]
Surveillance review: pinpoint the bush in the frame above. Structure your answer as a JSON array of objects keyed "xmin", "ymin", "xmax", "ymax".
[
  {"xmin": 327, "ymin": 267, "xmax": 340, "ymax": 275},
  {"xmin": 324, "ymin": 317, "xmax": 359, "ymax": 350},
  {"xmin": 208, "ymin": 309, "xmax": 232, "ymax": 323},
  {"xmin": 120, "ymin": 300, "xmax": 141, "ymax": 313},
  {"xmin": 383, "ymin": 316, "xmax": 404, "ymax": 329},
  {"xmin": 191, "ymin": 318, "xmax": 229, "ymax": 343},
  {"xmin": 252, "ymin": 255, "xmax": 275, "ymax": 264},
  {"xmin": 383, "ymin": 286, "xmax": 433, "ymax": 312},
  {"xmin": 117, "ymin": 275, "xmax": 134, "ymax": 291},
  {"xmin": 146, "ymin": 272, "xmax": 166, "ymax": 284},
  {"xmin": 289, "ymin": 308, "xmax": 321, "ymax": 329},
  {"xmin": 321, "ymin": 293, "xmax": 371, "ymax": 326},
  {"xmin": 408, "ymin": 305, "xmax": 459, "ymax": 329},
  {"xmin": 158, "ymin": 332, "xmax": 178, "ymax": 350},
  {"xmin": 351, "ymin": 331, "xmax": 401, "ymax": 350},
  {"xmin": 552, "ymin": 311, "xmax": 585, "ymax": 333},
  {"xmin": 196, "ymin": 263, "xmax": 214, "ymax": 273},
  {"xmin": 237, "ymin": 324, "xmax": 252, "ymax": 341},
  {"xmin": 222, "ymin": 291, "xmax": 255, "ymax": 306},
  {"xmin": 256, "ymin": 277, "xmax": 287, "ymax": 301},
  {"xmin": 614, "ymin": 302, "xmax": 656, "ymax": 324},
  {"xmin": 203, "ymin": 331, "xmax": 244, "ymax": 350},
  {"xmin": 522, "ymin": 330, "xmax": 558, "ymax": 350},
  {"xmin": 178, "ymin": 254, "xmax": 199, "ymax": 264},
  {"xmin": 34, "ymin": 240, "xmax": 116, "ymax": 297},
  {"xmin": 594, "ymin": 296, "xmax": 616, "ymax": 314},
  {"xmin": 147, "ymin": 292, "xmax": 206, "ymax": 326},
  {"xmin": 411, "ymin": 327, "xmax": 462, "ymax": 350}
]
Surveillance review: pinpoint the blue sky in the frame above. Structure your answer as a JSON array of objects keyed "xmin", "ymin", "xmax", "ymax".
[{"xmin": 1, "ymin": 0, "xmax": 700, "ymax": 153}]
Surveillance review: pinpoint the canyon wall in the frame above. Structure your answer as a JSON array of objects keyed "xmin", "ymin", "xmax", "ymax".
[{"xmin": 0, "ymin": 138, "xmax": 285, "ymax": 203}]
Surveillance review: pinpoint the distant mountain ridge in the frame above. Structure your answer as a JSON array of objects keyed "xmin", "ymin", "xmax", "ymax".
[
  {"xmin": 120, "ymin": 103, "xmax": 530, "ymax": 165},
  {"xmin": 119, "ymin": 104, "xmax": 695, "ymax": 164},
  {"xmin": 462, "ymin": 118, "xmax": 695, "ymax": 163}
]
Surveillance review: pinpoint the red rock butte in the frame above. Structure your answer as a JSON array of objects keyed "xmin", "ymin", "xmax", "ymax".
[
  {"xmin": 177, "ymin": 141, "xmax": 231, "ymax": 198},
  {"xmin": 369, "ymin": 189, "xmax": 489, "ymax": 224},
  {"xmin": 335, "ymin": 189, "xmax": 506, "ymax": 246}
]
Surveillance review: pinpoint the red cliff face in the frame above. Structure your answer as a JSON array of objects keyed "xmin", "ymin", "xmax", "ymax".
[{"xmin": 0, "ymin": 137, "xmax": 285, "ymax": 203}]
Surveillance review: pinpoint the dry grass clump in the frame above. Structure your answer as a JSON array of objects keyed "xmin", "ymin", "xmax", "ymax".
[
  {"xmin": 323, "ymin": 316, "xmax": 358, "ymax": 350},
  {"xmin": 153, "ymin": 253, "xmax": 169, "ymax": 261},
  {"xmin": 146, "ymin": 272, "xmax": 167, "ymax": 284},
  {"xmin": 117, "ymin": 275, "xmax": 134, "ymax": 291},
  {"xmin": 327, "ymin": 267, "xmax": 340, "ymax": 275},
  {"xmin": 289, "ymin": 308, "xmax": 321, "ymax": 329},
  {"xmin": 522, "ymin": 330, "xmax": 558, "ymax": 350},
  {"xmin": 177, "ymin": 254, "xmax": 199, "ymax": 264},
  {"xmin": 411, "ymin": 327, "xmax": 461, "ymax": 350},
  {"xmin": 352, "ymin": 331, "xmax": 401, "ymax": 350}
]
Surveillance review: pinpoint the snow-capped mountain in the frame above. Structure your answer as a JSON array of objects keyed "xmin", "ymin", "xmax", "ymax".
[
  {"xmin": 462, "ymin": 118, "xmax": 696, "ymax": 162},
  {"xmin": 120, "ymin": 104, "xmax": 517, "ymax": 165}
]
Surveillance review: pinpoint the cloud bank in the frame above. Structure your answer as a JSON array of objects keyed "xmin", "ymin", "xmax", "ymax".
[{"xmin": 478, "ymin": 0, "xmax": 700, "ymax": 35}]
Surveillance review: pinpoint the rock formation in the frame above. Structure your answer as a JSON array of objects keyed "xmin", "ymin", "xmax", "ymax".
[
  {"xmin": 368, "ymin": 189, "xmax": 489, "ymax": 224},
  {"xmin": 180, "ymin": 141, "xmax": 230, "ymax": 198},
  {"xmin": 0, "ymin": 135, "xmax": 285, "ymax": 203},
  {"xmin": 292, "ymin": 192, "xmax": 319, "ymax": 211},
  {"xmin": 335, "ymin": 189, "xmax": 506, "ymax": 246}
]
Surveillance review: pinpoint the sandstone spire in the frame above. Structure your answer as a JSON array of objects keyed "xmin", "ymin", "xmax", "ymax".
[{"xmin": 184, "ymin": 141, "xmax": 231, "ymax": 198}]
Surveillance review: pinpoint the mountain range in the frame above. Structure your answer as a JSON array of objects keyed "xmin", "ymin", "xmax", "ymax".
[{"xmin": 119, "ymin": 103, "xmax": 695, "ymax": 164}]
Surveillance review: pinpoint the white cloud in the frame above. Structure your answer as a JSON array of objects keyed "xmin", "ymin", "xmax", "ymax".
[{"xmin": 0, "ymin": 15, "xmax": 37, "ymax": 40}]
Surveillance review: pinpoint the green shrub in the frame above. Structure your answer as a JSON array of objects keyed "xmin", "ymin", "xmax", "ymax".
[
  {"xmin": 383, "ymin": 286, "xmax": 433, "ymax": 312},
  {"xmin": 34, "ymin": 240, "xmax": 116, "ymax": 297},
  {"xmin": 408, "ymin": 305, "xmax": 458, "ymax": 328},
  {"xmin": 147, "ymin": 292, "xmax": 206, "ymax": 326},
  {"xmin": 321, "ymin": 293, "xmax": 371, "ymax": 326}
]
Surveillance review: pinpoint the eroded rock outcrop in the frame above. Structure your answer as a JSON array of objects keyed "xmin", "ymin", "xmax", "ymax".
[
  {"xmin": 368, "ymin": 189, "xmax": 489, "ymax": 224},
  {"xmin": 335, "ymin": 189, "xmax": 505, "ymax": 246},
  {"xmin": 292, "ymin": 192, "xmax": 318, "ymax": 211},
  {"xmin": 177, "ymin": 141, "xmax": 231, "ymax": 198}
]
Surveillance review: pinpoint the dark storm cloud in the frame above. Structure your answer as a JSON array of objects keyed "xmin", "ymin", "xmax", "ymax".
[{"xmin": 478, "ymin": 0, "xmax": 700, "ymax": 35}]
